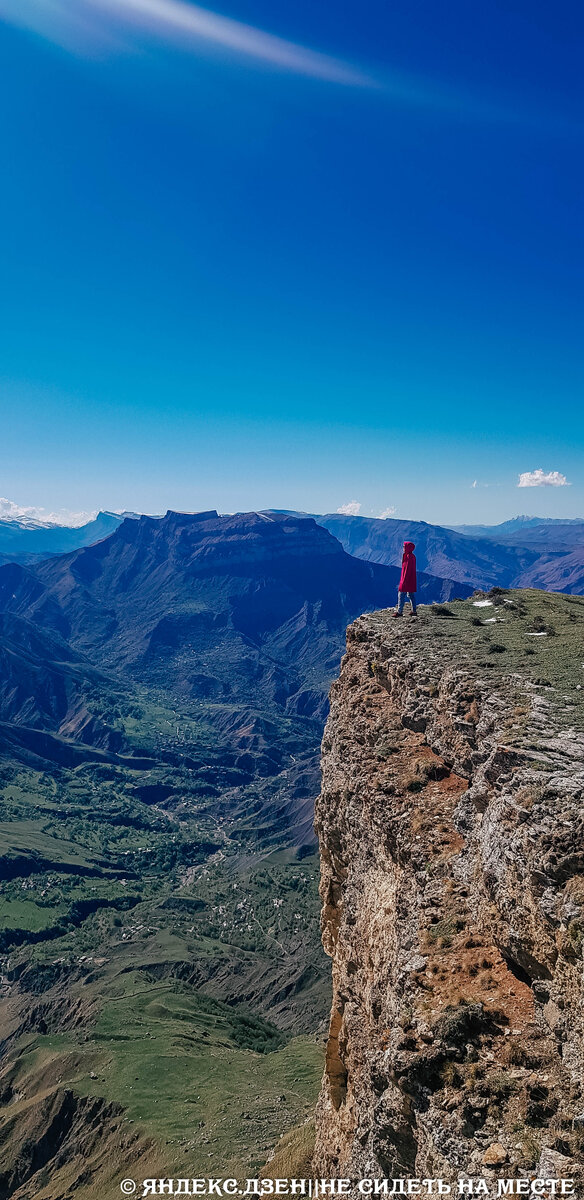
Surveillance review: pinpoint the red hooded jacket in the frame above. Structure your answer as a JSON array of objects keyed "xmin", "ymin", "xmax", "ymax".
[{"xmin": 399, "ymin": 541, "xmax": 417, "ymax": 592}]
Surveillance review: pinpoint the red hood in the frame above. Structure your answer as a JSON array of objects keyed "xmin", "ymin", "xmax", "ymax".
[{"xmin": 403, "ymin": 541, "xmax": 415, "ymax": 554}]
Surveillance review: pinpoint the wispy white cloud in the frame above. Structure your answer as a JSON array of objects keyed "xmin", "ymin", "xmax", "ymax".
[
  {"xmin": 379, "ymin": 506, "xmax": 396, "ymax": 518},
  {"xmin": 517, "ymin": 469, "xmax": 570, "ymax": 488},
  {"xmin": 337, "ymin": 500, "xmax": 361, "ymax": 516},
  {"xmin": 0, "ymin": 0, "xmax": 374, "ymax": 85},
  {"xmin": 1, "ymin": 0, "xmax": 577, "ymax": 133},
  {"xmin": 0, "ymin": 497, "xmax": 97, "ymax": 527},
  {"xmin": 2, "ymin": 0, "xmax": 569, "ymax": 126},
  {"xmin": 471, "ymin": 480, "xmax": 478, "ymax": 489}
]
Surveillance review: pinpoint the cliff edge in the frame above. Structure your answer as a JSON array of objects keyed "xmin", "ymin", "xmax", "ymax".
[{"xmin": 314, "ymin": 589, "xmax": 584, "ymax": 1188}]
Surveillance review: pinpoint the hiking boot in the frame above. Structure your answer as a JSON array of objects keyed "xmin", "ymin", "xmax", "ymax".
[
  {"xmin": 410, "ymin": 610, "xmax": 418, "ymax": 617},
  {"xmin": 393, "ymin": 611, "xmax": 402, "ymax": 618}
]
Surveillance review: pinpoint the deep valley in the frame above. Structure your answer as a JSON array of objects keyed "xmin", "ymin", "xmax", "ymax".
[
  {"xmin": 1, "ymin": 511, "xmax": 582, "ymax": 1196},
  {"xmin": 0, "ymin": 511, "xmax": 469, "ymax": 1196}
]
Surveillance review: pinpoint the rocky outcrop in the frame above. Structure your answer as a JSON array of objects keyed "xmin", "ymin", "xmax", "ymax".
[
  {"xmin": 314, "ymin": 597, "xmax": 584, "ymax": 1189},
  {"xmin": 0, "ymin": 1087, "xmax": 153, "ymax": 1199}
]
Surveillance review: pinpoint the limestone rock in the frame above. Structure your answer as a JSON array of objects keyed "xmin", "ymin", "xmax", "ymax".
[
  {"xmin": 314, "ymin": 602, "xmax": 584, "ymax": 1192},
  {"xmin": 482, "ymin": 1143, "xmax": 508, "ymax": 1166}
]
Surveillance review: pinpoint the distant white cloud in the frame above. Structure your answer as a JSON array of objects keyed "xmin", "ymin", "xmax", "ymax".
[
  {"xmin": 337, "ymin": 500, "xmax": 361, "ymax": 516},
  {"xmin": 471, "ymin": 480, "xmax": 478, "ymax": 489},
  {"xmin": 379, "ymin": 506, "xmax": 396, "ymax": 518},
  {"xmin": 517, "ymin": 469, "xmax": 570, "ymax": 488},
  {"xmin": 0, "ymin": 497, "xmax": 97, "ymax": 527}
]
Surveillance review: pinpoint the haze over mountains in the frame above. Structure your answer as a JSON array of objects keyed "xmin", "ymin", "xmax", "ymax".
[
  {"xmin": 0, "ymin": 509, "xmax": 126, "ymax": 564},
  {"xmin": 449, "ymin": 514, "xmax": 584, "ymax": 538},
  {"xmin": 317, "ymin": 513, "xmax": 535, "ymax": 588}
]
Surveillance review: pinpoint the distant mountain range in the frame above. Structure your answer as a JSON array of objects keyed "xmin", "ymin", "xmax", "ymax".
[
  {"xmin": 3, "ymin": 505, "xmax": 584, "ymax": 593},
  {"xmin": 285, "ymin": 512, "xmax": 584, "ymax": 594},
  {"xmin": 0, "ymin": 509, "xmax": 128, "ymax": 563},
  {"xmin": 315, "ymin": 514, "xmax": 533, "ymax": 589},
  {"xmin": 448, "ymin": 514, "xmax": 584, "ymax": 556},
  {"xmin": 449, "ymin": 514, "xmax": 584, "ymax": 538},
  {"xmin": 0, "ymin": 509, "xmax": 467, "ymax": 716},
  {"xmin": 0, "ymin": 510, "xmax": 468, "ymax": 841}
]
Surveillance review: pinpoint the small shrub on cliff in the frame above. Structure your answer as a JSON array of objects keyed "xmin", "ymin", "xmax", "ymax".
[
  {"xmin": 433, "ymin": 1001, "xmax": 499, "ymax": 1048},
  {"xmin": 404, "ymin": 760, "xmax": 427, "ymax": 791},
  {"xmin": 515, "ymin": 783, "xmax": 545, "ymax": 807},
  {"xmin": 528, "ymin": 614, "xmax": 556, "ymax": 636},
  {"xmin": 510, "ymin": 1126, "xmax": 541, "ymax": 1168},
  {"xmin": 404, "ymin": 757, "xmax": 449, "ymax": 791},
  {"xmin": 426, "ymin": 916, "xmax": 463, "ymax": 949},
  {"xmin": 487, "ymin": 1070, "xmax": 518, "ymax": 1100},
  {"xmin": 465, "ymin": 1061, "xmax": 486, "ymax": 1085},
  {"xmin": 431, "ymin": 605, "xmax": 455, "ymax": 618},
  {"xmin": 441, "ymin": 1060, "xmax": 462, "ymax": 1088},
  {"xmin": 399, "ymin": 1004, "xmax": 413, "ymax": 1029},
  {"xmin": 503, "ymin": 1040, "xmax": 535, "ymax": 1068}
]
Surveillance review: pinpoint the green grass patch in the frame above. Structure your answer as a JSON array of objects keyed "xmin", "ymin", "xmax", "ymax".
[{"xmin": 0, "ymin": 896, "xmax": 66, "ymax": 932}]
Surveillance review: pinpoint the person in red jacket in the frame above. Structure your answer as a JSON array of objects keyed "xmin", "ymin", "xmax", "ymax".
[{"xmin": 395, "ymin": 540, "xmax": 417, "ymax": 617}]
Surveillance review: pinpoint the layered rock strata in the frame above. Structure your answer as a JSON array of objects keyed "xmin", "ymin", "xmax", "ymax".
[{"xmin": 314, "ymin": 600, "xmax": 584, "ymax": 1190}]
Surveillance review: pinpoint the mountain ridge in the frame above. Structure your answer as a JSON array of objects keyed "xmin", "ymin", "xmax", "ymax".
[
  {"xmin": 3, "ymin": 506, "xmax": 584, "ymax": 594},
  {"xmin": 301, "ymin": 512, "xmax": 584, "ymax": 593},
  {"xmin": 316, "ymin": 512, "xmax": 539, "ymax": 588},
  {"xmin": 0, "ymin": 510, "xmax": 470, "ymax": 713}
]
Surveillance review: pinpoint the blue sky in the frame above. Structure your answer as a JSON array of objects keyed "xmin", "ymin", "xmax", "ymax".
[{"xmin": 0, "ymin": 0, "xmax": 582, "ymax": 524}]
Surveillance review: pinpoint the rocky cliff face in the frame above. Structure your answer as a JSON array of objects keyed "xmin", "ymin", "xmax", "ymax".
[{"xmin": 315, "ymin": 591, "xmax": 584, "ymax": 1189}]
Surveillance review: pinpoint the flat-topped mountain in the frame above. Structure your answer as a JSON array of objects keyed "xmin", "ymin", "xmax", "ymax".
[
  {"xmin": 0, "ymin": 510, "xmax": 470, "ymax": 719},
  {"xmin": 3, "ymin": 506, "xmax": 584, "ymax": 597}
]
